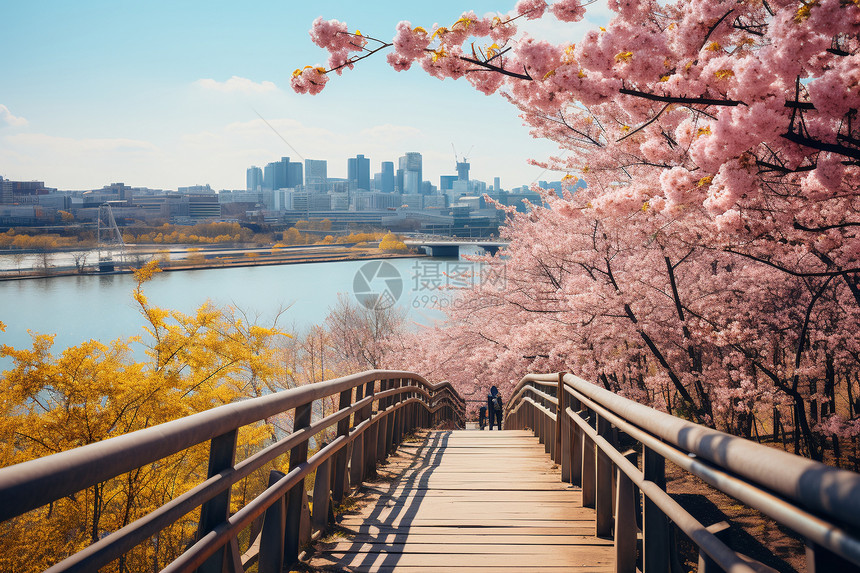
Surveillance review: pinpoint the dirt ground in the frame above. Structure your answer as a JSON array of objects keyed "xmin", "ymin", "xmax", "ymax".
[{"xmin": 665, "ymin": 462, "xmax": 806, "ymax": 573}]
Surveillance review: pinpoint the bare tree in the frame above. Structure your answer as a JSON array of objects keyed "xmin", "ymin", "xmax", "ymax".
[{"xmin": 72, "ymin": 250, "xmax": 90, "ymax": 273}]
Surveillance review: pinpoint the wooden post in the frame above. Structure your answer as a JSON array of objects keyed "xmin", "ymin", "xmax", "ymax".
[
  {"xmin": 806, "ymin": 539, "xmax": 860, "ymax": 573},
  {"xmin": 332, "ymin": 388, "xmax": 352, "ymax": 504},
  {"xmin": 614, "ymin": 451, "xmax": 638, "ymax": 573},
  {"xmin": 698, "ymin": 522, "xmax": 730, "ymax": 573},
  {"xmin": 642, "ymin": 446, "xmax": 669, "ymax": 573},
  {"xmin": 595, "ymin": 415, "xmax": 613, "ymax": 537},
  {"xmin": 394, "ymin": 383, "xmax": 404, "ymax": 446},
  {"xmin": 311, "ymin": 456, "xmax": 332, "ymax": 537},
  {"xmin": 258, "ymin": 470, "xmax": 286, "ymax": 573},
  {"xmin": 571, "ymin": 410, "xmax": 583, "ymax": 487},
  {"xmin": 350, "ymin": 383, "xmax": 365, "ymax": 488},
  {"xmin": 556, "ymin": 372, "xmax": 565, "ymax": 467},
  {"xmin": 377, "ymin": 412, "xmax": 389, "ymax": 464},
  {"xmin": 364, "ymin": 380, "xmax": 377, "ymax": 479},
  {"xmin": 196, "ymin": 429, "xmax": 238, "ymax": 573},
  {"xmin": 387, "ymin": 379, "xmax": 399, "ymax": 454},
  {"xmin": 284, "ymin": 401, "xmax": 312, "ymax": 565},
  {"xmin": 581, "ymin": 426, "xmax": 596, "ymax": 509},
  {"xmin": 561, "ymin": 411, "xmax": 572, "ymax": 483},
  {"xmin": 377, "ymin": 380, "xmax": 389, "ymax": 463}
]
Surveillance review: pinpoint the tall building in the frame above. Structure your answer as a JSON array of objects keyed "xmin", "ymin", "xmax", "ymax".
[
  {"xmin": 305, "ymin": 159, "xmax": 327, "ymax": 192},
  {"xmin": 246, "ymin": 166, "xmax": 263, "ymax": 192},
  {"xmin": 494, "ymin": 176, "xmax": 501, "ymax": 191},
  {"xmin": 395, "ymin": 168, "xmax": 404, "ymax": 193},
  {"xmin": 263, "ymin": 162, "xmax": 277, "ymax": 191},
  {"xmin": 348, "ymin": 154, "xmax": 371, "ymax": 191},
  {"xmin": 263, "ymin": 159, "xmax": 286, "ymax": 190},
  {"xmin": 456, "ymin": 160, "xmax": 470, "ymax": 182},
  {"xmin": 287, "ymin": 162, "xmax": 303, "ymax": 189},
  {"xmin": 440, "ymin": 175, "xmax": 457, "ymax": 192},
  {"xmin": 381, "ymin": 161, "xmax": 395, "ymax": 193},
  {"xmin": 263, "ymin": 157, "xmax": 301, "ymax": 190},
  {"xmin": 398, "ymin": 152, "xmax": 422, "ymax": 194}
]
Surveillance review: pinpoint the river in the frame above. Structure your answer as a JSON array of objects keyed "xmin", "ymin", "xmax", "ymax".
[{"xmin": 0, "ymin": 249, "xmax": 490, "ymax": 367}]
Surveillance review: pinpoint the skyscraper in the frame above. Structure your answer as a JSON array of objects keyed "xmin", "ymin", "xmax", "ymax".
[
  {"xmin": 381, "ymin": 161, "xmax": 395, "ymax": 193},
  {"xmin": 494, "ymin": 176, "xmax": 501, "ymax": 191},
  {"xmin": 395, "ymin": 168, "xmax": 404, "ymax": 193},
  {"xmin": 263, "ymin": 157, "xmax": 303, "ymax": 190},
  {"xmin": 456, "ymin": 160, "xmax": 470, "ymax": 182},
  {"xmin": 305, "ymin": 159, "xmax": 328, "ymax": 192},
  {"xmin": 263, "ymin": 162, "xmax": 276, "ymax": 191},
  {"xmin": 440, "ymin": 175, "xmax": 457, "ymax": 191},
  {"xmin": 348, "ymin": 154, "xmax": 371, "ymax": 191},
  {"xmin": 246, "ymin": 166, "xmax": 263, "ymax": 192},
  {"xmin": 287, "ymin": 162, "xmax": 303, "ymax": 189},
  {"xmin": 398, "ymin": 152, "xmax": 422, "ymax": 195}
]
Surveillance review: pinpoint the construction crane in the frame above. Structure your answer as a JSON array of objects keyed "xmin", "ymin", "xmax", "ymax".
[
  {"xmin": 451, "ymin": 143, "xmax": 474, "ymax": 166},
  {"xmin": 97, "ymin": 203, "xmax": 126, "ymax": 272},
  {"xmin": 452, "ymin": 144, "xmax": 474, "ymax": 182}
]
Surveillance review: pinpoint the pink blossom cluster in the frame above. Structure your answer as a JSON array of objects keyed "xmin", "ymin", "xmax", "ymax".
[
  {"xmin": 296, "ymin": 0, "xmax": 860, "ymax": 460},
  {"xmin": 289, "ymin": 66, "xmax": 329, "ymax": 95},
  {"xmin": 309, "ymin": 16, "xmax": 368, "ymax": 75}
]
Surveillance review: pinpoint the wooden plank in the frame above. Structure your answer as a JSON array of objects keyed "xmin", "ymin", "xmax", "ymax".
[
  {"xmin": 321, "ymin": 537, "xmax": 614, "ymax": 548},
  {"xmin": 330, "ymin": 525, "xmax": 600, "ymax": 536},
  {"xmin": 309, "ymin": 568, "xmax": 608, "ymax": 573},
  {"xmin": 327, "ymin": 534, "xmax": 612, "ymax": 545},
  {"xmin": 313, "ymin": 551, "xmax": 613, "ymax": 567},
  {"xmin": 307, "ymin": 429, "xmax": 614, "ymax": 572}
]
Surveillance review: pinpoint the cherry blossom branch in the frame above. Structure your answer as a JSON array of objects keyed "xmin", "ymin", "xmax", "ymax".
[
  {"xmin": 792, "ymin": 276, "xmax": 834, "ymax": 391},
  {"xmin": 603, "ymin": 257, "xmax": 706, "ymax": 422},
  {"xmin": 619, "ymin": 88, "xmax": 744, "ymax": 107},
  {"xmin": 700, "ymin": 9, "xmax": 735, "ymax": 49},
  {"xmin": 327, "ymin": 33, "xmax": 393, "ymax": 75},
  {"xmin": 458, "ymin": 55, "xmax": 533, "ymax": 80},
  {"xmin": 617, "ymin": 103, "xmax": 670, "ymax": 142},
  {"xmin": 781, "ymin": 131, "xmax": 860, "ymax": 161},
  {"xmin": 793, "ymin": 220, "xmax": 860, "ymax": 232},
  {"xmin": 724, "ymin": 249, "xmax": 860, "ymax": 278}
]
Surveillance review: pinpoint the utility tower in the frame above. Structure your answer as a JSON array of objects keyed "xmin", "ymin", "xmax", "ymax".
[{"xmin": 97, "ymin": 203, "xmax": 126, "ymax": 272}]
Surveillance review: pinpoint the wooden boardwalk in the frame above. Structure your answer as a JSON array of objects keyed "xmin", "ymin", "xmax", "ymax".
[{"xmin": 308, "ymin": 430, "xmax": 613, "ymax": 572}]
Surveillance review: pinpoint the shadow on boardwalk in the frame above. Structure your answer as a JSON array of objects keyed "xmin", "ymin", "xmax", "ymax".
[
  {"xmin": 308, "ymin": 430, "xmax": 450, "ymax": 572},
  {"xmin": 307, "ymin": 430, "xmax": 613, "ymax": 573}
]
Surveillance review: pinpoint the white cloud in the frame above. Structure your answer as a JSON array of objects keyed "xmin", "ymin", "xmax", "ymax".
[
  {"xmin": 1, "ymin": 133, "xmax": 161, "ymax": 189},
  {"xmin": 195, "ymin": 76, "xmax": 279, "ymax": 94},
  {"xmin": 0, "ymin": 104, "xmax": 28, "ymax": 127},
  {"xmin": 359, "ymin": 124, "xmax": 423, "ymax": 140},
  {"xmin": 7, "ymin": 133, "xmax": 158, "ymax": 153}
]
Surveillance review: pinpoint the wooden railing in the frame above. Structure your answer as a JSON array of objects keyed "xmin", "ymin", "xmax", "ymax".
[
  {"xmin": 0, "ymin": 370, "xmax": 464, "ymax": 573},
  {"xmin": 505, "ymin": 372, "xmax": 860, "ymax": 573}
]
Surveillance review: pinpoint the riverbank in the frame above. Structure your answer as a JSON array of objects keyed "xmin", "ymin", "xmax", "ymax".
[{"xmin": 0, "ymin": 244, "xmax": 424, "ymax": 282}]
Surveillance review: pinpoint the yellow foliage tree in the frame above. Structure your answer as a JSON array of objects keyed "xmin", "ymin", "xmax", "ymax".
[
  {"xmin": 0, "ymin": 261, "xmax": 290, "ymax": 571},
  {"xmin": 378, "ymin": 232, "xmax": 408, "ymax": 252}
]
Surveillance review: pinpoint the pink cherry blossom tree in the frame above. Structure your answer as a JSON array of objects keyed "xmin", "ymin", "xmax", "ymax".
[{"xmin": 294, "ymin": 0, "xmax": 860, "ymax": 463}]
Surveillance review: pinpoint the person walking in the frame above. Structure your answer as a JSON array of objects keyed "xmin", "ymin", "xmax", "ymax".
[
  {"xmin": 478, "ymin": 405, "xmax": 487, "ymax": 430},
  {"xmin": 487, "ymin": 386, "xmax": 503, "ymax": 430}
]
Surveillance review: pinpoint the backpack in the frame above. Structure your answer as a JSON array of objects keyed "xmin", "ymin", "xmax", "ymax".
[{"xmin": 491, "ymin": 395, "xmax": 502, "ymax": 412}]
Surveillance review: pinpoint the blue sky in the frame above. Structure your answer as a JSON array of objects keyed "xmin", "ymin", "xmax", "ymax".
[{"xmin": 0, "ymin": 1, "xmax": 610, "ymax": 191}]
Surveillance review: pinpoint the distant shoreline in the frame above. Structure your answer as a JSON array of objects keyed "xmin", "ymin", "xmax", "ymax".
[{"xmin": 0, "ymin": 246, "xmax": 425, "ymax": 282}]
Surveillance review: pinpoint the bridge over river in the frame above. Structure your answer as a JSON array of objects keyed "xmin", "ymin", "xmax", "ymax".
[
  {"xmin": 404, "ymin": 240, "xmax": 508, "ymax": 257},
  {"xmin": 2, "ymin": 371, "xmax": 860, "ymax": 572}
]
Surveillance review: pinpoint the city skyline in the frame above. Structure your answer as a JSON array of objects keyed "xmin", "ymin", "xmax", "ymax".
[{"xmin": 0, "ymin": 0, "xmax": 612, "ymax": 191}]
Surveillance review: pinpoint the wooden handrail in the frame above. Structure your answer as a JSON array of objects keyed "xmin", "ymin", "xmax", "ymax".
[
  {"xmin": 505, "ymin": 371, "xmax": 860, "ymax": 572},
  {"xmin": 0, "ymin": 370, "xmax": 464, "ymax": 573}
]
